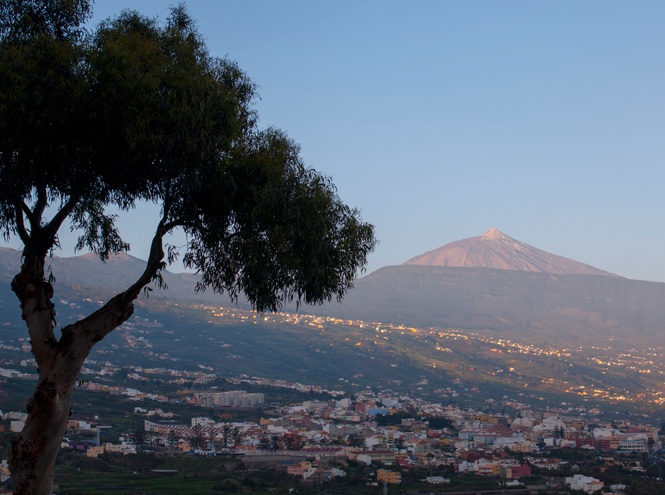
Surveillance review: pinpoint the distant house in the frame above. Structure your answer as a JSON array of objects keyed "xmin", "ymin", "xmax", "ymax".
[
  {"xmin": 500, "ymin": 464, "xmax": 531, "ymax": 479},
  {"xmin": 565, "ymin": 475, "xmax": 604, "ymax": 493},
  {"xmin": 86, "ymin": 446, "xmax": 104, "ymax": 458},
  {"xmin": 352, "ymin": 450, "xmax": 395, "ymax": 465},
  {"xmin": 104, "ymin": 443, "xmax": 123, "ymax": 453},
  {"xmin": 377, "ymin": 469, "xmax": 401, "ymax": 484},
  {"xmin": 424, "ymin": 476, "xmax": 449, "ymax": 484}
]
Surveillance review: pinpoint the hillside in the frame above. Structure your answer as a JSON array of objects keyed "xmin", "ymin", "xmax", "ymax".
[
  {"xmin": 307, "ymin": 265, "xmax": 665, "ymax": 341},
  {"xmin": 3, "ymin": 247, "xmax": 665, "ymax": 415},
  {"xmin": 0, "ymin": 247, "xmax": 224, "ymax": 305},
  {"xmin": 3, "ymin": 283, "xmax": 663, "ymax": 417},
  {"xmin": 404, "ymin": 228, "xmax": 618, "ymax": 277},
  {"xmin": 3, "ymin": 246, "xmax": 665, "ymax": 342}
]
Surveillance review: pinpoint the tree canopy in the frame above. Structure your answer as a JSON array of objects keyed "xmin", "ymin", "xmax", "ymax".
[{"xmin": 0, "ymin": 1, "xmax": 376, "ymax": 311}]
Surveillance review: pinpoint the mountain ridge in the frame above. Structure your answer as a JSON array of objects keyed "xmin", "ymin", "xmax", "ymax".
[
  {"xmin": 3, "ymin": 243, "xmax": 665, "ymax": 343},
  {"xmin": 0, "ymin": 246, "xmax": 221, "ymax": 305}
]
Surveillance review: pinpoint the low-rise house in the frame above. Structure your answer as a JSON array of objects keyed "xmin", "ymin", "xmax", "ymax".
[
  {"xmin": 86, "ymin": 446, "xmax": 104, "ymax": 458},
  {"xmin": 377, "ymin": 469, "xmax": 401, "ymax": 484},
  {"xmin": 565, "ymin": 474, "xmax": 604, "ymax": 493},
  {"xmin": 352, "ymin": 450, "xmax": 395, "ymax": 465},
  {"xmin": 104, "ymin": 443, "xmax": 123, "ymax": 453},
  {"xmin": 424, "ymin": 476, "xmax": 449, "ymax": 484},
  {"xmin": 499, "ymin": 464, "xmax": 531, "ymax": 479},
  {"xmin": 476, "ymin": 461, "xmax": 500, "ymax": 476}
]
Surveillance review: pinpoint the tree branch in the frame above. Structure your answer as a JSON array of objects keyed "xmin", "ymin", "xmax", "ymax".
[
  {"xmin": 122, "ymin": 203, "xmax": 171, "ymax": 304},
  {"xmin": 11, "ymin": 246, "xmax": 58, "ymax": 367},
  {"xmin": 69, "ymin": 202, "xmax": 173, "ymax": 346},
  {"xmin": 46, "ymin": 195, "xmax": 78, "ymax": 239},
  {"xmin": 59, "ymin": 292, "xmax": 131, "ymax": 350},
  {"xmin": 14, "ymin": 200, "xmax": 31, "ymax": 244},
  {"xmin": 33, "ymin": 186, "xmax": 48, "ymax": 222},
  {"xmin": 20, "ymin": 201, "xmax": 37, "ymax": 231},
  {"xmin": 162, "ymin": 219, "xmax": 184, "ymax": 231},
  {"xmin": 163, "ymin": 215, "xmax": 205, "ymax": 233},
  {"xmin": 23, "ymin": 291, "xmax": 58, "ymax": 367}
]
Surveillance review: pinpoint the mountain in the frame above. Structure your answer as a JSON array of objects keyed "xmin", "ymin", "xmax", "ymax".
[
  {"xmin": 404, "ymin": 228, "xmax": 618, "ymax": 277},
  {"xmin": 3, "ymin": 239, "xmax": 665, "ymax": 343},
  {"xmin": 299, "ymin": 231, "xmax": 664, "ymax": 341},
  {"xmin": 304, "ymin": 265, "xmax": 665, "ymax": 341}
]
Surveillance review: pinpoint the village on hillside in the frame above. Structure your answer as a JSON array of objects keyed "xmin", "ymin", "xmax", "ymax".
[{"xmin": 2, "ymin": 381, "xmax": 662, "ymax": 494}]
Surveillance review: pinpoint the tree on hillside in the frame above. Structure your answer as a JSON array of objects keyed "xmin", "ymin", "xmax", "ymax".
[
  {"xmin": 166, "ymin": 429, "xmax": 179, "ymax": 450},
  {"xmin": 222, "ymin": 424, "xmax": 232, "ymax": 449},
  {"xmin": 133, "ymin": 427, "xmax": 145, "ymax": 451},
  {"xmin": 269, "ymin": 435, "xmax": 282, "ymax": 451},
  {"xmin": 190, "ymin": 425, "xmax": 205, "ymax": 451},
  {"xmin": 0, "ymin": 1, "xmax": 376, "ymax": 493},
  {"xmin": 347, "ymin": 433, "xmax": 365, "ymax": 448}
]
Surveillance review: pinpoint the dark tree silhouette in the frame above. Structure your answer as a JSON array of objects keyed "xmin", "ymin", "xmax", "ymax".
[
  {"xmin": 133, "ymin": 427, "xmax": 145, "ymax": 451},
  {"xmin": 269, "ymin": 436, "xmax": 281, "ymax": 451},
  {"xmin": 166, "ymin": 430, "xmax": 179, "ymax": 449},
  {"xmin": 348, "ymin": 434, "xmax": 365, "ymax": 448}
]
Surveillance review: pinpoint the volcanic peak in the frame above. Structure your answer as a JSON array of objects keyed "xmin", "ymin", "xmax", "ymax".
[
  {"xmin": 403, "ymin": 229, "xmax": 617, "ymax": 277},
  {"xmin": 481, "ymin": 228, "xmax": 510, "ymax": 240}
]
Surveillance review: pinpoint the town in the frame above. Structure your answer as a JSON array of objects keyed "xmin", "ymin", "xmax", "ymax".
[
  {"xmin": 2, "ymin": 375, "xmax": 664, "ymax": 494},
  {"xmin": 1, "ymin": 300, "xmax": 665, "ymax": 493}
]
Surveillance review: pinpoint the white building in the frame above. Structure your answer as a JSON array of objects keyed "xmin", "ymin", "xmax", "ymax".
[
  {"xmin": 194, "ymin": 390, "xmax": 264, "ymax": 407},
  {"xmin": 618, "ymin": 434, "xmax": 648, "ymax": 452},
  {"xmin": 191, "ymin": 417, "xmax": 217, "ymax": 428},
  {"xmin": 10, "ymin": 420, "xmax": 25, "ymax": 432},
  {"xmin": 565, "ymin": 475, "xmax": 604, "ymax": 493},
  {"xmin": 424, "ymin": 477, "xmax": 450, "ymax": 484}
]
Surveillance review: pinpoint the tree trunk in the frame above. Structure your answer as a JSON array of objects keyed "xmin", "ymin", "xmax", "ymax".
[
  {"xmin": 10, "ymin": 364, "xmax": 78, "ymax": 495},
  {"xmin": 7, "ymin": 210, "xmax": 166, "ymax": 494},
  {"xmin": 9, "ymin": 252, "xmax": 136, "ymax": 495}
]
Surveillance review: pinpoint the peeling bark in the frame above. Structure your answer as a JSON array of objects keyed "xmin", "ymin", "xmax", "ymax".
[{"xmin": 8, "ymin": 216, "xmax": 168, "ymax": 495}]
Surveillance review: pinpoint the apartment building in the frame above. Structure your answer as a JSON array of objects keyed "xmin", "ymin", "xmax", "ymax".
[
  {"xmin": 194, "ymin": 390, "xmax": 265, "ymax": 407},
  {"xmin": 377, "ymin": 469, "xmax": 401, "ymax": 484}
]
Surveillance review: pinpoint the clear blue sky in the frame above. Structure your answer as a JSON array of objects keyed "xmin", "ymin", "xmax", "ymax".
[{"xmin": 4, "ymin": 1, "xmax": 665, "ymax": 282}]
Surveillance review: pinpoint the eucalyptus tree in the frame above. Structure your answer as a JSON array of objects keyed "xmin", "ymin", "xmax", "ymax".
[{"xmin": 0, "ymin": 1, "xmax": 376, "ymax": 493}]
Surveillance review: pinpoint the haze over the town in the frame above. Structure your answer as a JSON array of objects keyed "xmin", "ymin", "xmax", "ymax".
[{"xmin": 3, "ymin": 0, "xmax": 664, "ymax": 283}]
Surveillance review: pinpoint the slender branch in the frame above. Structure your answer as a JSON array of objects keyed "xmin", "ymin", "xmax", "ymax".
[
  {"xmin": 122, "ymin": 202, "xmax": 172, "ymax": 304},
  {"xmin": 68, "ymin": 201, "xmax": 173, "ymax": 346},
  {"xmin": 14, "ymin": 200, "xmax": 31, "ymax": 244},
  {"xmin": 32, "ymin": 186, "xmax": 48, "ymax": 222},
  {"xmin": 162, "ymin": 217, "xmax": 197, "ymax": 231},
  {"xmin": 20, "ymin": 200, "xmax": 37, "ymax": 231},
  {"xmin": 162, "ymin": 220, "xmax": 182, "ymax": 232},
  {"xmin": 45, "ymin": 195, "xmax": 78, "ymax": 240}
]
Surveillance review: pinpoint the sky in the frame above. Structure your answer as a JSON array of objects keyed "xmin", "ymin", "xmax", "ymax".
[{"xmin": 4, "ymin": 1, "xmax": 665, "ymax": 282}]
